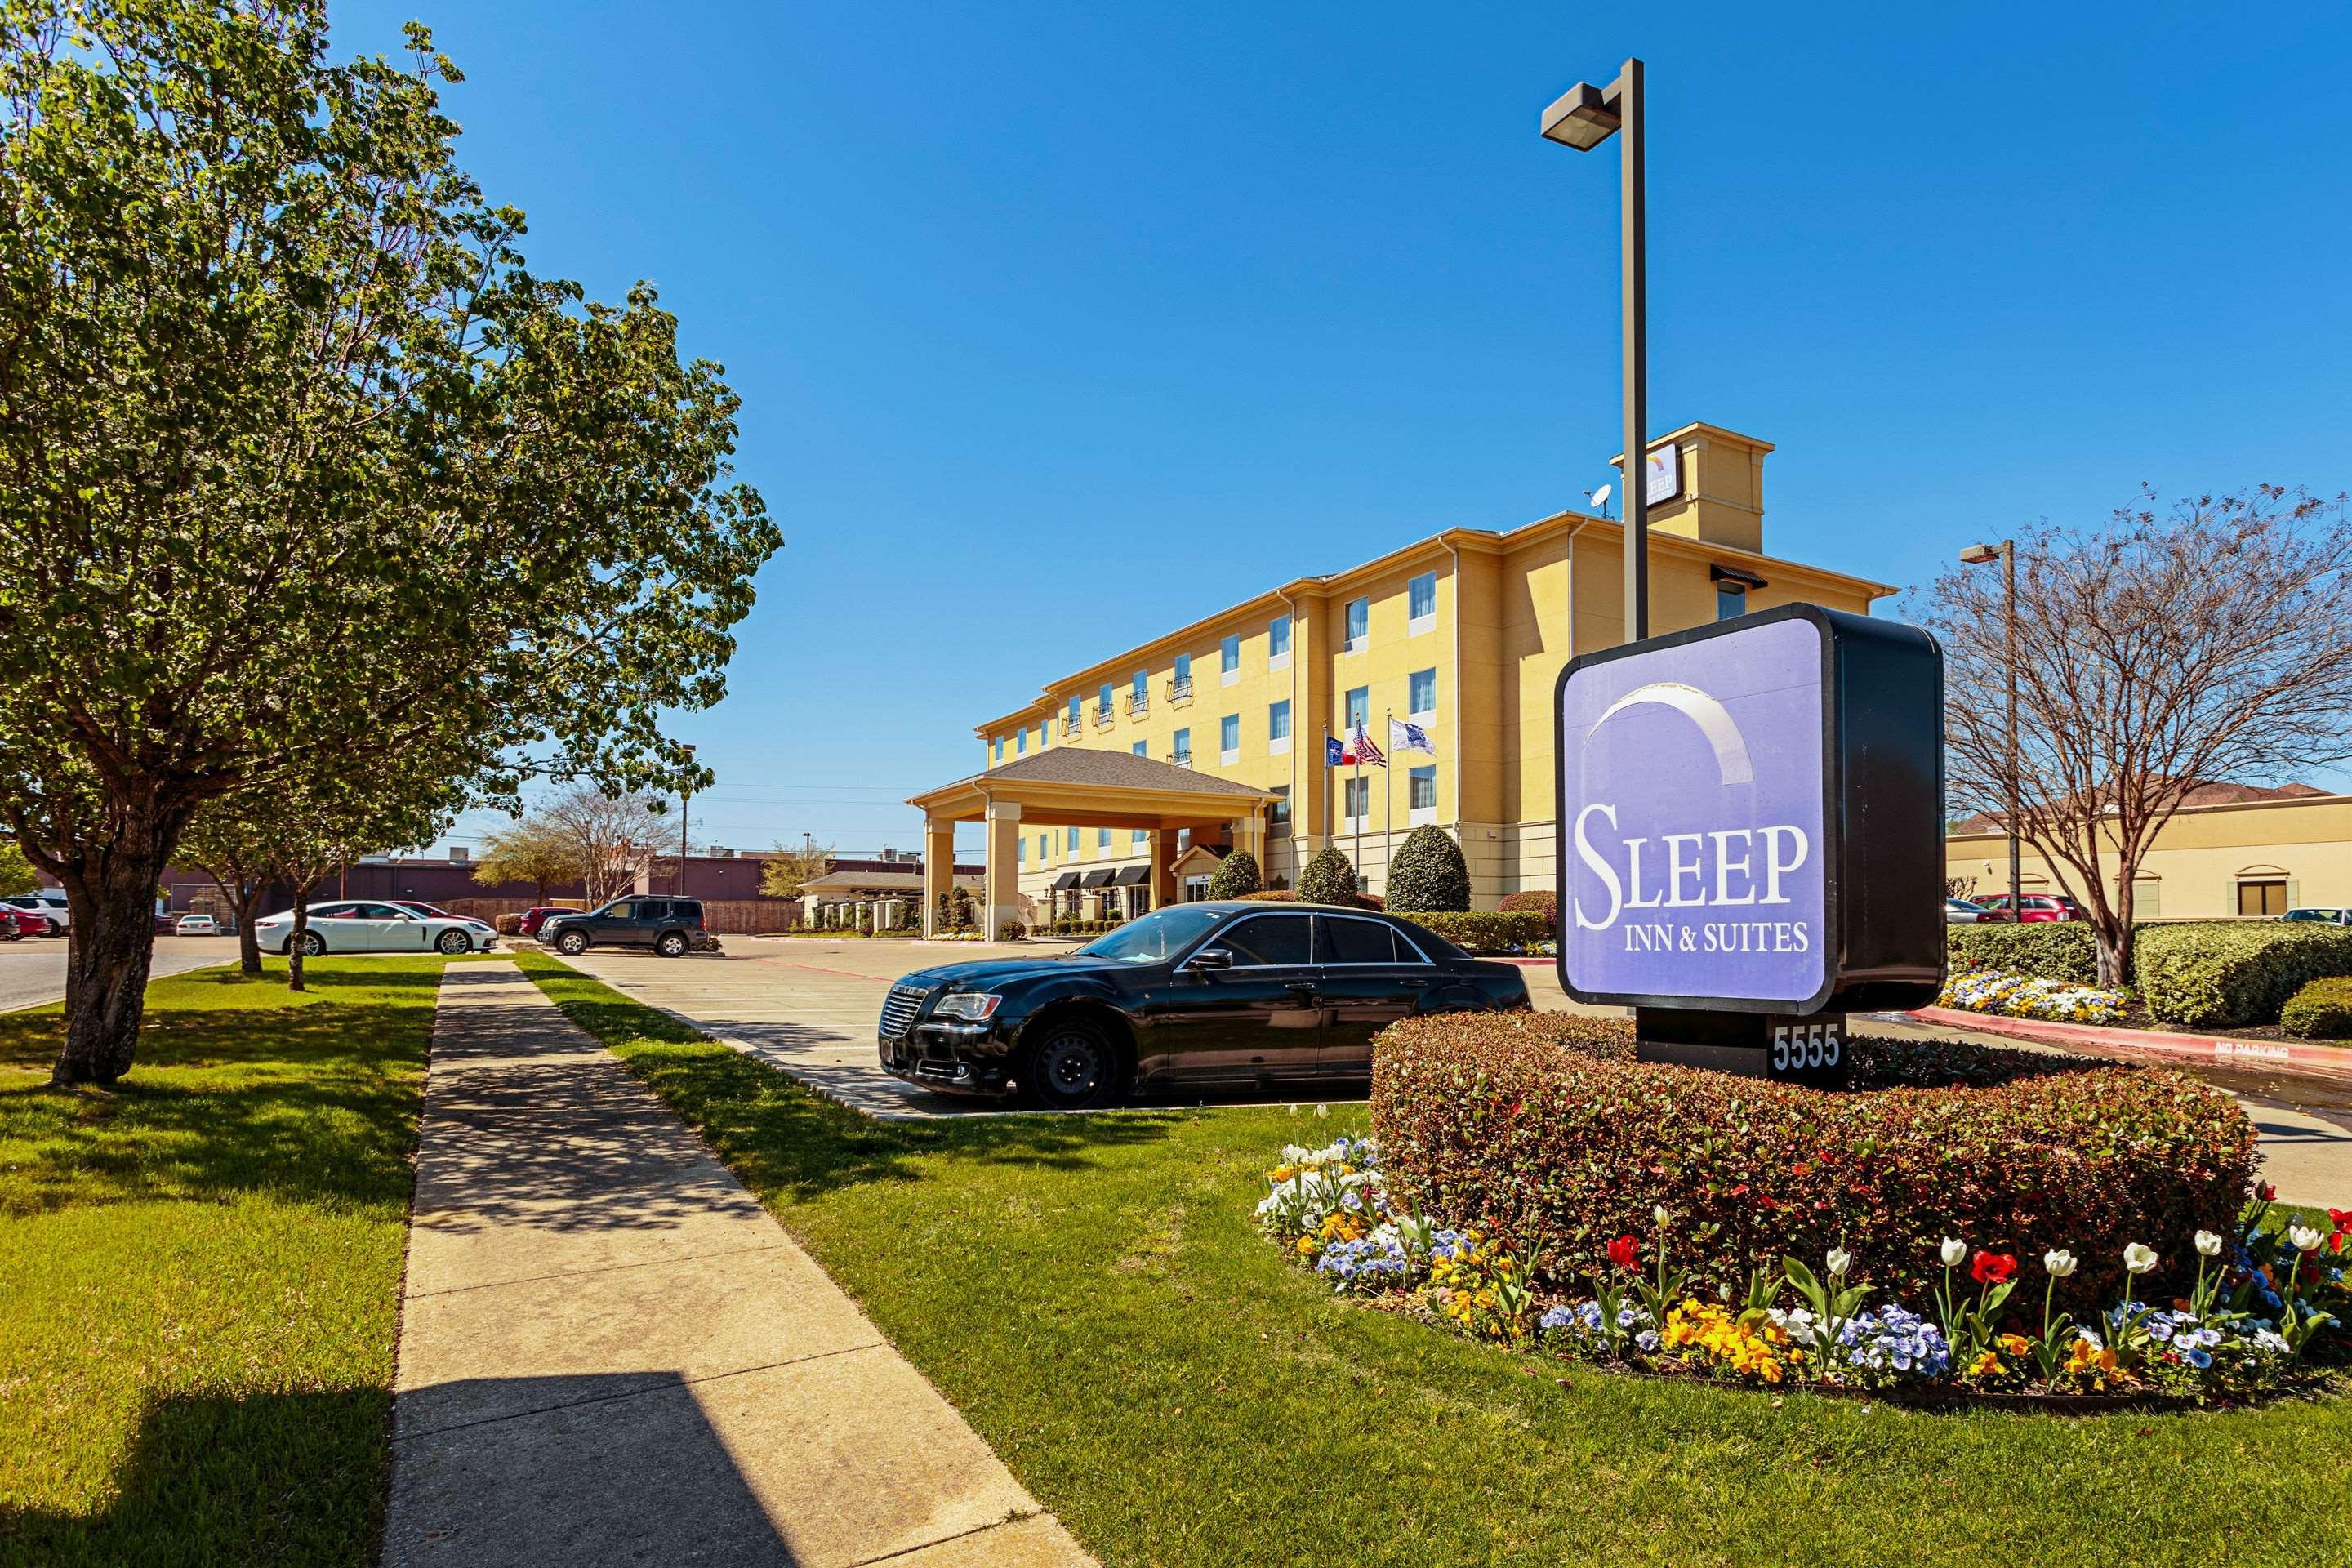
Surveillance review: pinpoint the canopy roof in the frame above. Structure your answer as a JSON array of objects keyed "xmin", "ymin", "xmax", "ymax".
[{"xmin": 908, "ymin": 748, "xmax": 1276, "ymax": 830}]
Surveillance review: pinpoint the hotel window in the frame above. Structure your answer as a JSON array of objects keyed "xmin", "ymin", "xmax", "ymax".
[
  {"xmin": 1039, "ymin": 833, "xmax": 1049, "ymax": 861},
  {"xmin": 1408, "ymin": 667, "xmax": 1436, "ymax": 720},
  {"xmin": 1015, "ymin": 728, "xmax": 1027, "ymax": 756},
  {"xmin": 1131, "ymin": 670, "xmax": 1147, "ymax": 711},
  {"xmin": 1066, "ymin": 696, "xmax": 1080, "ymax": 731},
  {"xmin": 1268, "ymin": 697, "xmax": 1292, "ymax": 755},
  {"xmin": 1269, "ymin": 612, "xmax": 1292, "ymax": 669},
  {"xmin": 1712, "ymin": 564, "xmax": 1765, "ymax": 622},
  {"xmin": 2238, "ymin": 880, "xmax": 2289, "ymax": 918},
  {"xmin": 1409, "ymin": 764, "xmax": 1437, "ymax": 824},
  {"xmin": 1219, "ymin": 713, "xmax": 1240, "ymax": 765},
  {"xmin": 1098, "ymin": 682, "xmax": 1114, "ymax": 724},
  {"xmin": 1343, "ymin": 596, "xmax": 1369, "ymax": 653},
  {"xmin": 1173, "ymin": 653, "xmax": 1192, "ymax": 697},
  {"xmin": 1343, "ymin": 775, "xmax": 1370, "ymax": 825},
  {"xmin": 1132, "ymin": 741, "xmax": 1147, "ymax": 757},
  {"xmin": 994, "ymin": 737, "xmax": 1004, "ymax": 763},
  {"xmin": 1016, "ymin": 839, "xmax": 1027, "ymax": 865},
  {"xmin": 1067, "ymin": 827, "xmax": 1080, "ymax": 853},
  {"xmin": 1220, "ymin": 633, "xmax": 1241, "ymax": 684},
  {"xmin": 1269, "ymin": 784, "xmax": 1291, "ymax": 831},
  {"xmin": 1172, "ymin": 727, "xmax": 1192, "ymax": 766},
  {"xmin": 1407, "ymin": 571, "xmax": 1437, "ymax": 634},
  {"xmin": 1098, "ymin": 828, "xmax": 1111, "ymax": 850},
  {"xmin": 1346, "ymin": 685, "xmax": 1369, "ymax": 731},
  {"xmin": 1133, "ymin": 828, "xmax": 1149, "ymax": 849}
]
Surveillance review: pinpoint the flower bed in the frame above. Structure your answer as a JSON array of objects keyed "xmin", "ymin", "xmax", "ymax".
[
  {"xmin": 1936, "ymin": 967, "xmax": 2128, "ymax": 1024},
  {"xmin": 1257, "ymin": 1131, "xmax": 2349, "ymax": 1405},
  {"xmin": 1371, "ymin": 1013, "xmax": 2256, "ymax": 1309}
]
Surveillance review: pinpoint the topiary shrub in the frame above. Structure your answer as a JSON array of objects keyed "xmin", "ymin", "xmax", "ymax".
[
  {"xmin": 1297, "ymin": 845, "xmax": 1360, "ymax": 907},
  {"xmin": 1206, "ymin": 849, "xmax": 1263, "ymax": 899},
  {"xmin": 1370, "ymin": 1011, "xmax": 2254, "ymax": 1311},
  {"xmin": 1391, "ymin": 910, "xmax": 1549, "ymax": 955},
  {"xmin": 492, "ymin": 912, "xmax": 525, "ymax": 936},
  {"xmin": 1383, "ymin": 826, "xmax": 1470, "ymax": 913},
  {"xmin": 1496, "ymin": 889, "xmax": 1557, "ymax": 924},
  {"xmin": 2280, "ymin": 975, "xmax": 2352, "ymax": 1040},
  {"xmin": 2136, "ymin": 921, "xmax": 2352, "ymax": 1027},
  {"xmin": 1946, "ymin": 921, "xmax": 2097, "ymax": 984}
]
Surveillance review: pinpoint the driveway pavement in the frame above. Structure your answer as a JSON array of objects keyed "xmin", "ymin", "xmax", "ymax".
[
  {"xmin": 555, "ymin": 937, "xmax": 2352, "ymax": 1201},
  {"xmin": 0, "ymin": 933, "xmax": 242, "ymax": 1012}
]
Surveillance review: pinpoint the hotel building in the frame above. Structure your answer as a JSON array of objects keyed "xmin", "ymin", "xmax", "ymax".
[{"xmin": 908, "ymin": 424, "xmax": 1894, "ymax": 932}]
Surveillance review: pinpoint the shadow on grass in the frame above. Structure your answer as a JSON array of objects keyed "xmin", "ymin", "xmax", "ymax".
[{"xmin": 0, "ymin": 1388, "xmax": 390, "ymax": 1568}]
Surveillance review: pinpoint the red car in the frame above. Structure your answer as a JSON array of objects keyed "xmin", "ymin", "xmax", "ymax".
[
  {"xmin": 0, "ymin": 906, "xmax": 47, "ymax": 940},
  {"xmin": 1976, "ymin": 894, "xmax": 2082, "ymax": 924},
  {"xmin": 519, "ymin": 906, "xmax": 573, "ymax": 938}
]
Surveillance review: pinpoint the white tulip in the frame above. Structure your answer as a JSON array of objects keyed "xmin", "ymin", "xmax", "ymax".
[
  {"xmin": 2287, "ymin": 1225, "xmax": 2323, "ymax": 1253},
  {"xmin": 2044, "ymin": 1249, "xmax": 2078, "ymax": 1278},
  {"xmin": 1654, "ymin": 1205, "xmax": 1672, "ymax": 1230},
  {"xmin": 2123, "ymin": 1241, "xmax": 2158, "ymax": 1275},
  {"xmin": 1939, "ymin": 1236, "xmax": 1967, "ymax": 1267},
  {"xmin": 1826, "ymin": 1247, "xmax": 1852, "ymax": 1277},
  {"xmin": 2194, "ymin": 1230, "xmax": 2223, "ymax": 1258}
]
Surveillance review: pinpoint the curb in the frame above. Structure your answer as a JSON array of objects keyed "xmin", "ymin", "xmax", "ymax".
[{"xmin": 1907, "ymin": 1004, "xmax": 2352, "ymax": 1080}]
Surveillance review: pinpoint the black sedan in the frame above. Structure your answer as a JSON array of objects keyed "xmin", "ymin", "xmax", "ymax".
[{"xmin": 877, "ymin": 901, "xmax": 1530, "ymax": 1110}]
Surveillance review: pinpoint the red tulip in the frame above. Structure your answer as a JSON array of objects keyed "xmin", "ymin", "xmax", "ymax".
[
  {"xmin": 2328, "ymin": 1207, "xmax": 2352, "ymax": 1232},
  {"xmin": 1970, "ymin": 1251, "xmax": 2017, "ymax": 1285},
  {"xmin": 2256, "ymin": 1182, "xmax": 2277, "ymax": 1202},
  {"xmin": 1607, "ymin": 1234, "xmax": 1640, "ymax": 1270}
]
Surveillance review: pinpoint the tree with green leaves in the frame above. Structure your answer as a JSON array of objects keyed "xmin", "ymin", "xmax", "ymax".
[
  {"xmin": 0, "ymin": 2, "xmax": 779, "ymax": 1082},
  {"xmin": 1383, "ymin": 826, "xmax": 1470, "ymax": 912},
  {"xmin": 759, "ymin": 840, "xmax": 833, "ymax": 901},
  {"xmin": 474, "ymin": 817, "xmax": 585, "ymax": 906},
  {"xmin": 0, "ymin": 840, "xmax": 35, "ymax": 898},
  {"xmin": 1297, "ymin": 845, "xmax": 1360, "ymax": 907},
  {"xmin": 1205, "ymin": 848, "xmax": 1261, "ymax": 900},
  {"xmin": 178, "ymin": 790, "xmax": 278, "ymax": 975}
]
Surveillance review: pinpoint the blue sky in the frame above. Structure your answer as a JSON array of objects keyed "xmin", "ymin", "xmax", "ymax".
[{"xmin": 331, "ymin": 1, "xmax": 2352, "ymax": 858}]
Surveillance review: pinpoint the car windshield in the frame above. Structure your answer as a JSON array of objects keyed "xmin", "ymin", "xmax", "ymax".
[
  {"xmin": 2287, "ymin": 909, "xmax": 2344, "ymax": 921},
  {"xmin": 1070, "ymin": 905, "xmax": 1232, "ymax": 964}
]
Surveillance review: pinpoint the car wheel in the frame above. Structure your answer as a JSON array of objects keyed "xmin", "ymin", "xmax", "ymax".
[
  {"xmin": 435, "ymin": 928, "xmax": 471, "ymax": 956},
  {"xmin": 1020, "ymin": 1018, "xmax": 1119, "ymax": 1111},
  {"xmin": 43, "ymin": 920, "xmax": 62, "ymax": 938},
  {"xmin": 556, "ymin": 929, "xmax": 589, "ymax": 956},
  {"xmin": 292, "ymin": 931, "xmax": 327, "ymax": 958},
  {"xmin": 654, "ymin": 931, "xmax": 688, "ymax": 959}
]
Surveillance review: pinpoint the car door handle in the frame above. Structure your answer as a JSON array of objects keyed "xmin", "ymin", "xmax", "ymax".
[
  {"xmin": 1397, "ymin": 978, "xmax": 1430, "ymax": 989},
  {"xmin": 1284, "ymin": 981, "xmax": 1318, "ymax": 995}
]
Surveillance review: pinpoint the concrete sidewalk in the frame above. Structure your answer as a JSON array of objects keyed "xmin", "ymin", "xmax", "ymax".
[{"xmin": 381, "ymin": 961, "xmax": 1093, "ymax": 1567}]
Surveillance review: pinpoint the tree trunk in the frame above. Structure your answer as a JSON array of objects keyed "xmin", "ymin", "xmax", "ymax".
[
  {"xmin": 287, "ymin": 883, "xmax": 314, "ymax": 992},
  {"xmin": 51, "ymin": 844, "xmax": 171, "ymax": 1086},
  {"xmin": 2093, "ymin": 915, "xmax": 2130, "ymax": 991},
  {"xmin": 234, "ymin": 879, "xmax": 264, "ymax": 975}
]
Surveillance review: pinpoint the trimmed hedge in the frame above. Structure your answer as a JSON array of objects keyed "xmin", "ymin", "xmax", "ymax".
[
  {"xmin": 1206, "ymin": 849, "xmax": 1262, "ymax": 899},
  {"xmin": 2280, "ymin": 975, "xmax": 2352, "ymax": 1040},
  {"xmin": 1298, "ymin": 846, "xmax": 1360, "ymax": 906},
  {"xmin": 1392, "ymin": 910, "xmax": 1549, "ymax": 955},
  {"xmin": 1370, "ymin": 1011, "xmax": 2254, "ymax": 1310},
  {"xmin": 1946, "ymin": 921, "xmax": 2096, "ymax": 985},
  {"xmin": 1047, "ymin": 918, "xmax": 1123, "ymax": 937},
  {"xmin": 1496, "ymin": 889, "xmax": 1557, "ymax": 924},
  {"xmin": 1236, "ymin": 889, "xmax": 1297, "ymax": 902},
  {"xmin": 492, "ymin": 913, "xmax": 524, "ymax": 936},
  {"xmin": 2135, "ymin": 921, "xmax": 2352, "ymax": 1027},
  {"xmin": 1384, "ymin": 826, "xmax": 1470, "ymax": 913}
]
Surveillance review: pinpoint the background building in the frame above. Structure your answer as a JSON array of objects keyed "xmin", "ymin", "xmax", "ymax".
[
  {"xmin": 935, "ymin": 423, "xmax": 1893, "ymax": 919},
  {"xmin": 1947, "ymin": 782, "xmax": 2352, "ymax": 919}
]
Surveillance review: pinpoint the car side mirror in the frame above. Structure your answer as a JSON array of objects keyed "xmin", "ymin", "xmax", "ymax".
[{"xmin": 1187, "ymin": 947, "xmax": 1234, "ymax": 973}]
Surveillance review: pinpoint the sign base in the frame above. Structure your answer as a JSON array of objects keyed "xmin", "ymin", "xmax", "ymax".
[{"xmin": 1634, "ymin": 1008, "xmax": 1850, "ymax": 1086}]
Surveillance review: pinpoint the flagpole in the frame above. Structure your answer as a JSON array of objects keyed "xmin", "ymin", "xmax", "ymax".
[
  {"xmin": 1321, "ymin": 719, "xmax": 1332, "ymax": 871},
  {"xmin": 1383, "ymin": 707, "xmax": 1394, "ymax": 898}
]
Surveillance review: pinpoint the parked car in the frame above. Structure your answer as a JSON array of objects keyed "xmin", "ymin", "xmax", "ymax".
[
  {"xmin": 2, "ymin": 890, "xmax": 68, "ymax": 935},
  {"xmin": 518, "ymin": 906, "xmax": 575, "ymax": 938},
  {"xmin": 1974, "ymin": 894, "xmax": 2083, "ymax": 924},
  {"xmin": 541, "ymin": 897, "xmax": 705, "ymax": 958},
  {"xmin": 250, "ymin": 900, "xmax": 497, "ymax": 956},
  {"xmin": 175, "ymin": 913, "xmax": 220, "ymax": 936},
  {"xmin": 2280, "ymin": 907, "xmax": 2352, "ymax": 926},
  {"xmin": 1944, "ymin": 897, "xmax": 1990, "ymax": 924},
  {"xmin": 0, "ymin": 906, "xmax": 48, "ymax": 941},
  {"xmin": 877, "ymin": 901, "xmax": 1532, "ymax": 1111}
]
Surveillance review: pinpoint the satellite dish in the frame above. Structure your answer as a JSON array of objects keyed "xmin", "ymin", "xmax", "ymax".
[{"xmin": 1590, "ymin": 483, "xmax": 1612, "ymax": 515}]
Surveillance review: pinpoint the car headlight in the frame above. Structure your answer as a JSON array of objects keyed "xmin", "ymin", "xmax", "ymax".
[{"xmin": 932, "ymin": 992, "xmax": 1002, "ymax": 1021}]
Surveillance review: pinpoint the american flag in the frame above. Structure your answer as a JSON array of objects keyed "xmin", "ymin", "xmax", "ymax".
[{"xmin": 1349, "ymin": 722, "xmax": 1386, "ymax": 767}]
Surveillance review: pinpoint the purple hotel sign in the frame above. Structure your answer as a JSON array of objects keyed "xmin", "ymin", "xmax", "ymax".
[{"xmin": 1555, "ymin": 604, "xmax": 1945, "ymax": 1031}]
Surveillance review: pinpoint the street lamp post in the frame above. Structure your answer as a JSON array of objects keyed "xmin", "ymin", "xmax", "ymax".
[
  {"xmin": 1959, "ymin": 541, "xmax": 2021, "ymax": 917},
  {"xmin": 1542, "ymin": 58, "xmax": 1647, "ymax": 643},
  {"xmin": 678, "ymin": 742, "xmax": 697, "ymax": 898}
]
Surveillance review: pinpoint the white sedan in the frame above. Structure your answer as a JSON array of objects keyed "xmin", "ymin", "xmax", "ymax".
[
  {"xmin": 251, "ymin": 900, "xmax": 497, "ymax": 956},
  {"xmin": 175, "ymin": 913, "xmax": 220, "ymax": 935}
]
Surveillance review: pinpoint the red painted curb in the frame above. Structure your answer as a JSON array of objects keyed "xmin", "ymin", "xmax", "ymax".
[{"xmin": 1907, "ymin": 1004, "xmax": 2352, "ymax": 1080}]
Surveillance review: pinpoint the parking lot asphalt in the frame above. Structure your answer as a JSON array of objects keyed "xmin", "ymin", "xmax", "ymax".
[
  {"xmin": 0, "ymin": 933, "xmax": 244, "ymax": 1013},
  {"xmin": 550, "ymin": 936, "xmax": 2352, "ymax": 1201}
]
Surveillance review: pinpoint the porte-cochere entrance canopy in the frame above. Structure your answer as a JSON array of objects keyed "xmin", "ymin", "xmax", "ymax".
[{"xmin": 906, "ymin": 749, "xmax": 1276, "ymax": 936}]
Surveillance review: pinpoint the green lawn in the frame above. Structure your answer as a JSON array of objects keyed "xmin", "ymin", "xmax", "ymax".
[
  {"xmin": 0, "ymin": 956, "xmax": 463, "ymax": 1567},
  {"xmin": 520, "ymin": 951, "xmax": 2352, "ymax": 1568}
]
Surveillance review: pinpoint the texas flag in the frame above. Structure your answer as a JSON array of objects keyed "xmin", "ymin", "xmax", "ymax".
[{"xmin": 1325, "ymin": 733, "xmax": 1348, "ymax": 766}]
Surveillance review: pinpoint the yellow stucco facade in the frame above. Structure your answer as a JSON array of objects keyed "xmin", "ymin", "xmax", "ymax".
[
  {"xmin": 968, "ymin": 423, "xmax": 1893, "ymax": 912},
  {"xmin": 1947, "ymin": 793, "xmax": 2352, "ymax": 920}
]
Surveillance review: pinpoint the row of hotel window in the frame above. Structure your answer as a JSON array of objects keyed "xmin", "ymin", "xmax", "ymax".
[
  {"xmin": 1007, "ymin": 768, "xmax": 1436, "ymax": 868},
  {"xmin": 999, "ymin": 670, "xmax": 1440, "ymax": 764}
]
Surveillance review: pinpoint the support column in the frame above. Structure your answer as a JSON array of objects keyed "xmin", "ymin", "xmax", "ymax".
[
  {"xmin": 984, "ymin": 800, "xmax": 1023, "ymax": 938},
  {"xmin": 1231, "ymin": 809, "xmax": 1267, "ymax": 871},
  {"xmin": 922, "ymin": 815, "xmax": 956, "ymax": 937},
  {"xmin": 1151, "ymin": 827, "xmax": 1179, "ymax": 912}
]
